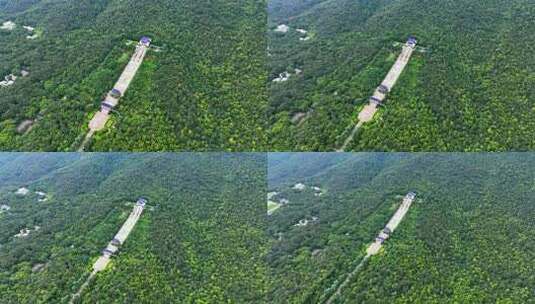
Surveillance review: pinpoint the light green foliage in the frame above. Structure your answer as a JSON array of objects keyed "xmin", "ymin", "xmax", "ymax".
[
  {"xmin": 0, "ymin": 0, "xmax": 267, "ymax": 151},
  {"xmin": 267, "ymin": 153, "xmax": 535, "ymax": 303},
  {"xmin": 268, "ymin": 0, "xmax": 535, "ymax": 151},
  {"xmin": 0, "ymin": 153, "xmax": 268, "ymax": 303}
]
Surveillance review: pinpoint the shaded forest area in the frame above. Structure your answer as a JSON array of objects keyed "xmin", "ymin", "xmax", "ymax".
[
  {"xmin": 268, "ymin": 0, "xmax": 535, "ymax": 151},
  {"xmin": 0, "ymin": 153, "xmax": 267, "ymax": 303},
  {"xmin": 267, "ymin": 153, "xmax": 535, "ymax": 303},
  {"xmin": 0, "ymin": 0, "xmax": 267, "ymax": 151}
]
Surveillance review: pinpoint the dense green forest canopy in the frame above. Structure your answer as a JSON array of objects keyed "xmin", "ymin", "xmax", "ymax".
[
  {"xmin": 268, "ymin": 0, "xmax": 535, "ymax": 151},
  {"xmin": 0, "ymin": 0, "xmax": 267, "ymax": 151},
  {"xmin": 267, "ymin": 153, "xmax": 535, "ymax": 303},
  {"xmin": 0, "ymin": 153, "xmax": 267, "ymax": 303}
]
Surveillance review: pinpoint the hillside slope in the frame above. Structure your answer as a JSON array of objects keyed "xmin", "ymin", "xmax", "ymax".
[
  {"xmin": 267, "ymin": 153, "xmax": 535, "ymax": 303},
  {"xmin": 0, "ymin": 153, "xmax": 267, "ymax": 303},
  {"xmin": 268, "ymin": 0, "xmax": 535, "ymax": 151},
  {"xmin": 0, "ymin": 0, "xmax": 267, "ymax": 151}
]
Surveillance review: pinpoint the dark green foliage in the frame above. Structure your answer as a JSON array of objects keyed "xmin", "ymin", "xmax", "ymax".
[
  {"xmin": 0, "ymin": 0, "xmax": 267, "ymax": 151},
  {"xmin": 268, "ymin": 0, "xmax": 535, "ymax": 151},
  {"xmin": 0, "ymin": 153, "xmax": 267, "ymax": 303},
  {"xmin": 267, "ymin": 153, "xmax": 535, "ymax": 303}
]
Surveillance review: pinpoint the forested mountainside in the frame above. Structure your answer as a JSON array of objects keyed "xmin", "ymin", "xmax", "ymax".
[
  {"xmin": 0, "ymin": 0, "xmax": 267, "ymax": 151},
  {"xmin": 267, "ymin": 153, "xmax": 535, "ymax": 303},
  {"xmin": 268, "ymin": 0, "xmax": 535, "ymax": 151},
  {"xmin": 0, "ymin": 153, "xmax": 267, "ymax": 303}
]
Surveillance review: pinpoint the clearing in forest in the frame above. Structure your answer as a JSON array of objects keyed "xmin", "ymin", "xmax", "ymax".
[
  {"xmin": 325, "ymin": 192, "xmax": 417, "ymax": 304},
  {"xmin": 69, "ymin": 198, "xmax": 148, "ymax": 303},
  {"xmin": 337, "ymin": 37, "xmax": 418, "ymax": 151},
  {"xmin": 77, "ymin": 37, "xmax": 152, "ymax": 151}
]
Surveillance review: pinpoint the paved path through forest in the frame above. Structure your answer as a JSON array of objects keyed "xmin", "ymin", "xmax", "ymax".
[
  {"xmin": 69, "ymin": 201, "xmax": 146, "ymax": 303},
  {"xmin": 324, "ymin": 192, "xmax": 416, "ymax": 303},
  {"xmin": 337, "ymin": 38, "xmax": 417, "ymax": 151},
  {"xmin": 77, "ymin": 37, "xmax": 151, "ymax": 151}
]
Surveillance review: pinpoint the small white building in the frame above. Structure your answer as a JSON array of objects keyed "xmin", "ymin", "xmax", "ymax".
[
  {"xmin": 15, "ymin": 228, "xmax": 31, "ymax": 238},
  {"xmin": 0, "ymin": 74, "xmax": 17, "ymax": 87},
  {"xmin": 312, "ymin": 186, "xmax": 324, "ymax": 197},
  {"xmin": 294, "ymin": 216, "xmax": 318, "ymax": 227},
  {"xmin": 0, "ymin": 80, "xmax": 13, "ymax": 87},
  {"xmin": 274, "ymin": 24, "xmax": 289, "ymax": 33},
  {"xmin": 15, "ymin": 187, "xmax": 30, "ymax": 195},
  {"xmin": 35, "ymin": 191, "xmax": 48, "ymax": 202},
  {"xmin": 294, "ymin": 219, "xmax": 309, "ymax": 227},
  {"xmin": 292, "ymin": 183, "xmax": 306, "ymax": 191},
  {"xmin": 1, "ymin": 21, "xmax": 16, "ymax": 30},
  {"xmin": 0, "ymin": 204, "xmax": 11, "ymax": 211},
  {"xmin": 272, "ymin": 71, "xmax": 290, "ymax": 83}
]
